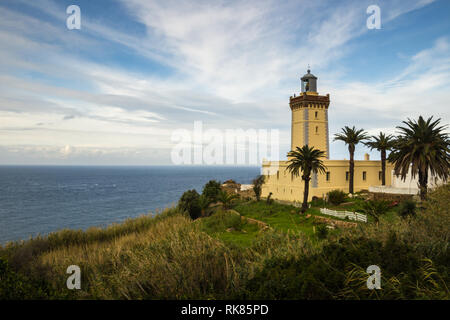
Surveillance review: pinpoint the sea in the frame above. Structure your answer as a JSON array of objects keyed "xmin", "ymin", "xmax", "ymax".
[{"xmin": 0, "ymin": 165, "xmax": 260, "ymax": 244}]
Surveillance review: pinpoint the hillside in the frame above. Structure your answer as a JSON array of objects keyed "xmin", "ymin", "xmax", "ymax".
[{"xmin": 1, "ymin": 185, "xmax": 449, "ymax": 300}]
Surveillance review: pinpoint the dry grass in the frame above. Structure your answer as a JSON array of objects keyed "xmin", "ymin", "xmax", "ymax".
[{"xmin": 39, "ymin": 214, "xmax": 244, "ymax": 299}]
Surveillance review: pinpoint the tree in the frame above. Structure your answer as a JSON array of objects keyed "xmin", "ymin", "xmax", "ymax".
[
  {"xmin": 365, "ymin": 132, "xmax": 395, "ymax": 186},
  {"xmin": 252, "ymin": 175, "xmax": 265, "ymax": 201},
  {"xmin": 334, "ymin": 126, "xmax": 369, "ymax": 194},
  {"xmin": 287, "ymin": 145, "xmax": 327, "ymax": 213},
  {"xmin": 202, "ymin": 180, "xmax": 222, "ymax": 203},
  {"xmin": 217, "ymin": 190, "xmax": 239, "ymax": 210},
  {"xmin": 178, "ymin": 189, "xmax": 201, "ymax": 219},
  {"xmin": 198, "ymin": 195, "xmax": 211, "ymax": 217},
  {"xmin": 388, "ymin": 116, "xmax": 449, "ymax": 200}
]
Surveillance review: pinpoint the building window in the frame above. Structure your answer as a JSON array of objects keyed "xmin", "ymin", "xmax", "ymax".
[
  {"xmin": 379, "ymin": 171, "xmax": 382, "ymax": 180},
  {"xmin": 326, "ymin": 172, "xmax": 330, "ymax": 181},
  {"xmin": 315, "ymin": 111, "xmax": 318, "ymax": 119},
  {"xmin": 346, "ymin": 171, "xmax": 349, "ymax": 181},
  {"xmin": 363, "ymin": 171, "xmax": 367, "ymax": 181},
  {"xmin": 277, "ymin": 171, "xmax": 279, "ymax": 180},
  {"xmin": 315, "ymin": 126, "xmax": 319, "ymax": 134}
]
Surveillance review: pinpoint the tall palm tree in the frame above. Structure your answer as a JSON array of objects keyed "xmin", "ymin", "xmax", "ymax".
[
  {"xmin": 334, "ymin": 126, "xmax": 369, "ymax": 194},
  {"xmin": 388, "ymin": 116, "xmax": 449, "ymax": 200},
  {"xmin": 287, "ymin": 145, "xmax": 327, "ymax": 213},
  {"xmin": 365, "ymin": 132, "xmax": 395, "ymax": 186}
]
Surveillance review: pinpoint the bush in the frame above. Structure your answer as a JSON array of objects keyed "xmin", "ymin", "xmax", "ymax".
[
  {"xmin": 178, "ymin": 189, "xmax": 201, "ymax": 219},
  {"xmin": 397, "ymin": 200, "xmax": 416, "ymax": 218},
  {"xmin": 201, "ymin": 211, "xmax": 243, "ymax": 233},
  {"xmin": 310, "ymin": 196, "xmax": 326, "ymax": 207},
  {"xmin": 243, "ymin": 234, "xmax": 444, "ymax": 299},
  {"xmin": 327, "ymin": 190, "xmax": 347, "ymax": 205},
  {"xmin": 358, "ymin": 200, "xmax": 390, "ymax": 223},
  {"xmin": 0, "ymin": 257, "xmax": 64, "ymax": 299},
  {"xmin": 202, "ymin": 180, "xmax": 222, "ymax": 203},
  {"xmin": 316, "ymin": 224, "xmax": 328, "ymax": 240}
]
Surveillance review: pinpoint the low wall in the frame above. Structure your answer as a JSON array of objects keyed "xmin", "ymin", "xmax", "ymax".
[{"xmin": 369, "ymin": 192, "xmax": 414, "ymax": 202}]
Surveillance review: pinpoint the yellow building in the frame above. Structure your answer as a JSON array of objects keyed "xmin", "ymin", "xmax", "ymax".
[{"xmin": 262, "ymin": 69, "xmax": 392, "ymax": 202}]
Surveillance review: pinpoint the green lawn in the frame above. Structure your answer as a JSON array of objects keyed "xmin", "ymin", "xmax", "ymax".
[
  {"xmin": 234, "ymin": 201, "xmax": 324, "ymax": 237},
  {"xmin": 199, "ymin": 198, "xmax": 400, "ymax": 247},
  {"xmin": 198, "ymin": 210, "xmax": 262, "ymax": 247}
]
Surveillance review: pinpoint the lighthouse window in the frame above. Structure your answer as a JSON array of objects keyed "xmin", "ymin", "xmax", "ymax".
[
  {"xmin": 363, "ymin": 171, "xmax": 367, "ymax": 181},
  {"xmin": 315, "ymin": 111, "xmax": 318, "ymax": 119},
  {"xmin": 315, "ymin": 126, "xmax": 319, "ymax": 134}
]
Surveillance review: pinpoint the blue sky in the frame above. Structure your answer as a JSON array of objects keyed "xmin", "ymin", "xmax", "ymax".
[{"xmin": 0, "ymin": 0, "xmax": 449, "ymax": 165}]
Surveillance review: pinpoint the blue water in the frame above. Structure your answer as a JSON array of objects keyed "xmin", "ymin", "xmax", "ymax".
[{"xmin": 0, "ymin": 166, "xmax": 260, "ymax": 244}]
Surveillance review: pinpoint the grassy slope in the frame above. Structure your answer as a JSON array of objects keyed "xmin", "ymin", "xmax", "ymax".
[{"xmin": 1, "ymin": 185, "xmax": 448, "ymax": 299}]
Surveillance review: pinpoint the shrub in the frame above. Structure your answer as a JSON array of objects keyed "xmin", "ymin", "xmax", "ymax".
[
  {"xmin": 397, "ymin": 200, "xmax": 417, "ymax": 218},
  {"xmin": 0, "ymin": 257, "xmax": 65, "ymax": 299},
  {"xmin": 327, "ymin": 189, "xmax": 347, "ymax": 205},
  {"xmin": 202, "ymin": 180, "xmax": 222, "ymax": 203},
  {"xmin": 316, "ymin": 224, "xmax": 328, "ymax": 240},
  {"xmin": 244, "ymin": 234, "xmax": 439, "ymax": 299},
  {"xmin": 358, "ymin": 200, "xmax": 390, "ymax": 223},
  {"xmin": 310, "ymin": 197, "xmax": 326, "ymax": 207},
  {"xmin": 201, "ymin": 211, "xmax": 243, "ymax": 233},
  {"xmin": 178, "ymin": 190, "xmax": 201, "ymax": 219}
]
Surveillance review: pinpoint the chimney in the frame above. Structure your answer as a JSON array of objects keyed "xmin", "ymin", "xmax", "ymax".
[{"xmin": 364, "ymin": 153, "xmax": 370, "ymax": 161}]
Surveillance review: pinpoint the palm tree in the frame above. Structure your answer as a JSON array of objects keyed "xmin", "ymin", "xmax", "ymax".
[
  {"xmin": 287, "ymin": 145, "xmax": 327, "ymax": 213},
  {"xmin": 198, "ymin": 195, "xmax": 211, "ymax": 217},
  {"xmin": 365, "ymin": 132, "xmax": 395, "ymax": 186},
  {"xmin": 334, "ymin": 126, "xmax": 369, "ymax": 194},
  {"xmin": 388, "ymin": 116, "xmax": 449, "ymax": 200},
  {"xmin": 217, "ymin": 190, "xmax": 239, "ymax": 210}
]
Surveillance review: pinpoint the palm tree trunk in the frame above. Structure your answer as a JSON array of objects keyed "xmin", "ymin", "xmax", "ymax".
[
  {"xmin": 418, "ymin": 169, "xmax": 428, "ymax": 200},
  {"xmin": 349, "ymin": 150, "xmax": 354, "ymax": 194},
  {"xmin": 302, "ymin": 177, "xmax": 310, "ymax": 213},
  {"xmin": 381, "ymin": 150, "xmax": 386, "ymax": 186}
]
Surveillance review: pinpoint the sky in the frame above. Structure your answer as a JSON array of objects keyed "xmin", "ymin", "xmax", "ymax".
[{"xmin": 0, "ymin": 0, "xmax": 449, "ymax": 165}]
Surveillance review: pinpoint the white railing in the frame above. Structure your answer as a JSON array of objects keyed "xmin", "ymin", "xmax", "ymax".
[{"xmin": 320, "ymin": 208, "xmax": 367, "ymax": 223}]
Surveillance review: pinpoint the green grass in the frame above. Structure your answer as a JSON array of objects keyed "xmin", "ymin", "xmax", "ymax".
[
  {"xmin": 198, "ymin": 210, "xmax": 261, "ymax": 247},
  {"xmin": 235, "ymin": 201, "xmax": 324, "ymax": 237}
]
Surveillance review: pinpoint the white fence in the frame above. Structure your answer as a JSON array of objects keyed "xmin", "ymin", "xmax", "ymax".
[{"xmin": 320, "ymin": 208, "xmax": 367, "ymax": 223}]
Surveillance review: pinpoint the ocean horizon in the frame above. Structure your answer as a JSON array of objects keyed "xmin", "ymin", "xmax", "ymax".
[{"xmin": 0, "ymin": 165, "xmax": 260, "ymax": 244}]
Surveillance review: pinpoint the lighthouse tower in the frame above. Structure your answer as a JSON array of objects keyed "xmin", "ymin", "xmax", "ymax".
[{"xmin": 290, "ymin": 69, "xmax": 330, "ymax": 158}]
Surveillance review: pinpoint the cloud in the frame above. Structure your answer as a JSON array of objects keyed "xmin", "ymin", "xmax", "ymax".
[{"xmin": 0, "ymin": 0, "xmax": 446, "ymax": 164}]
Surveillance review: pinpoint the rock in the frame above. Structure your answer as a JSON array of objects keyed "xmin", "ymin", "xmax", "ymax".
[{"xmin": 226, "ymin": 227, "xmax": 235, "ymax": 232}]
